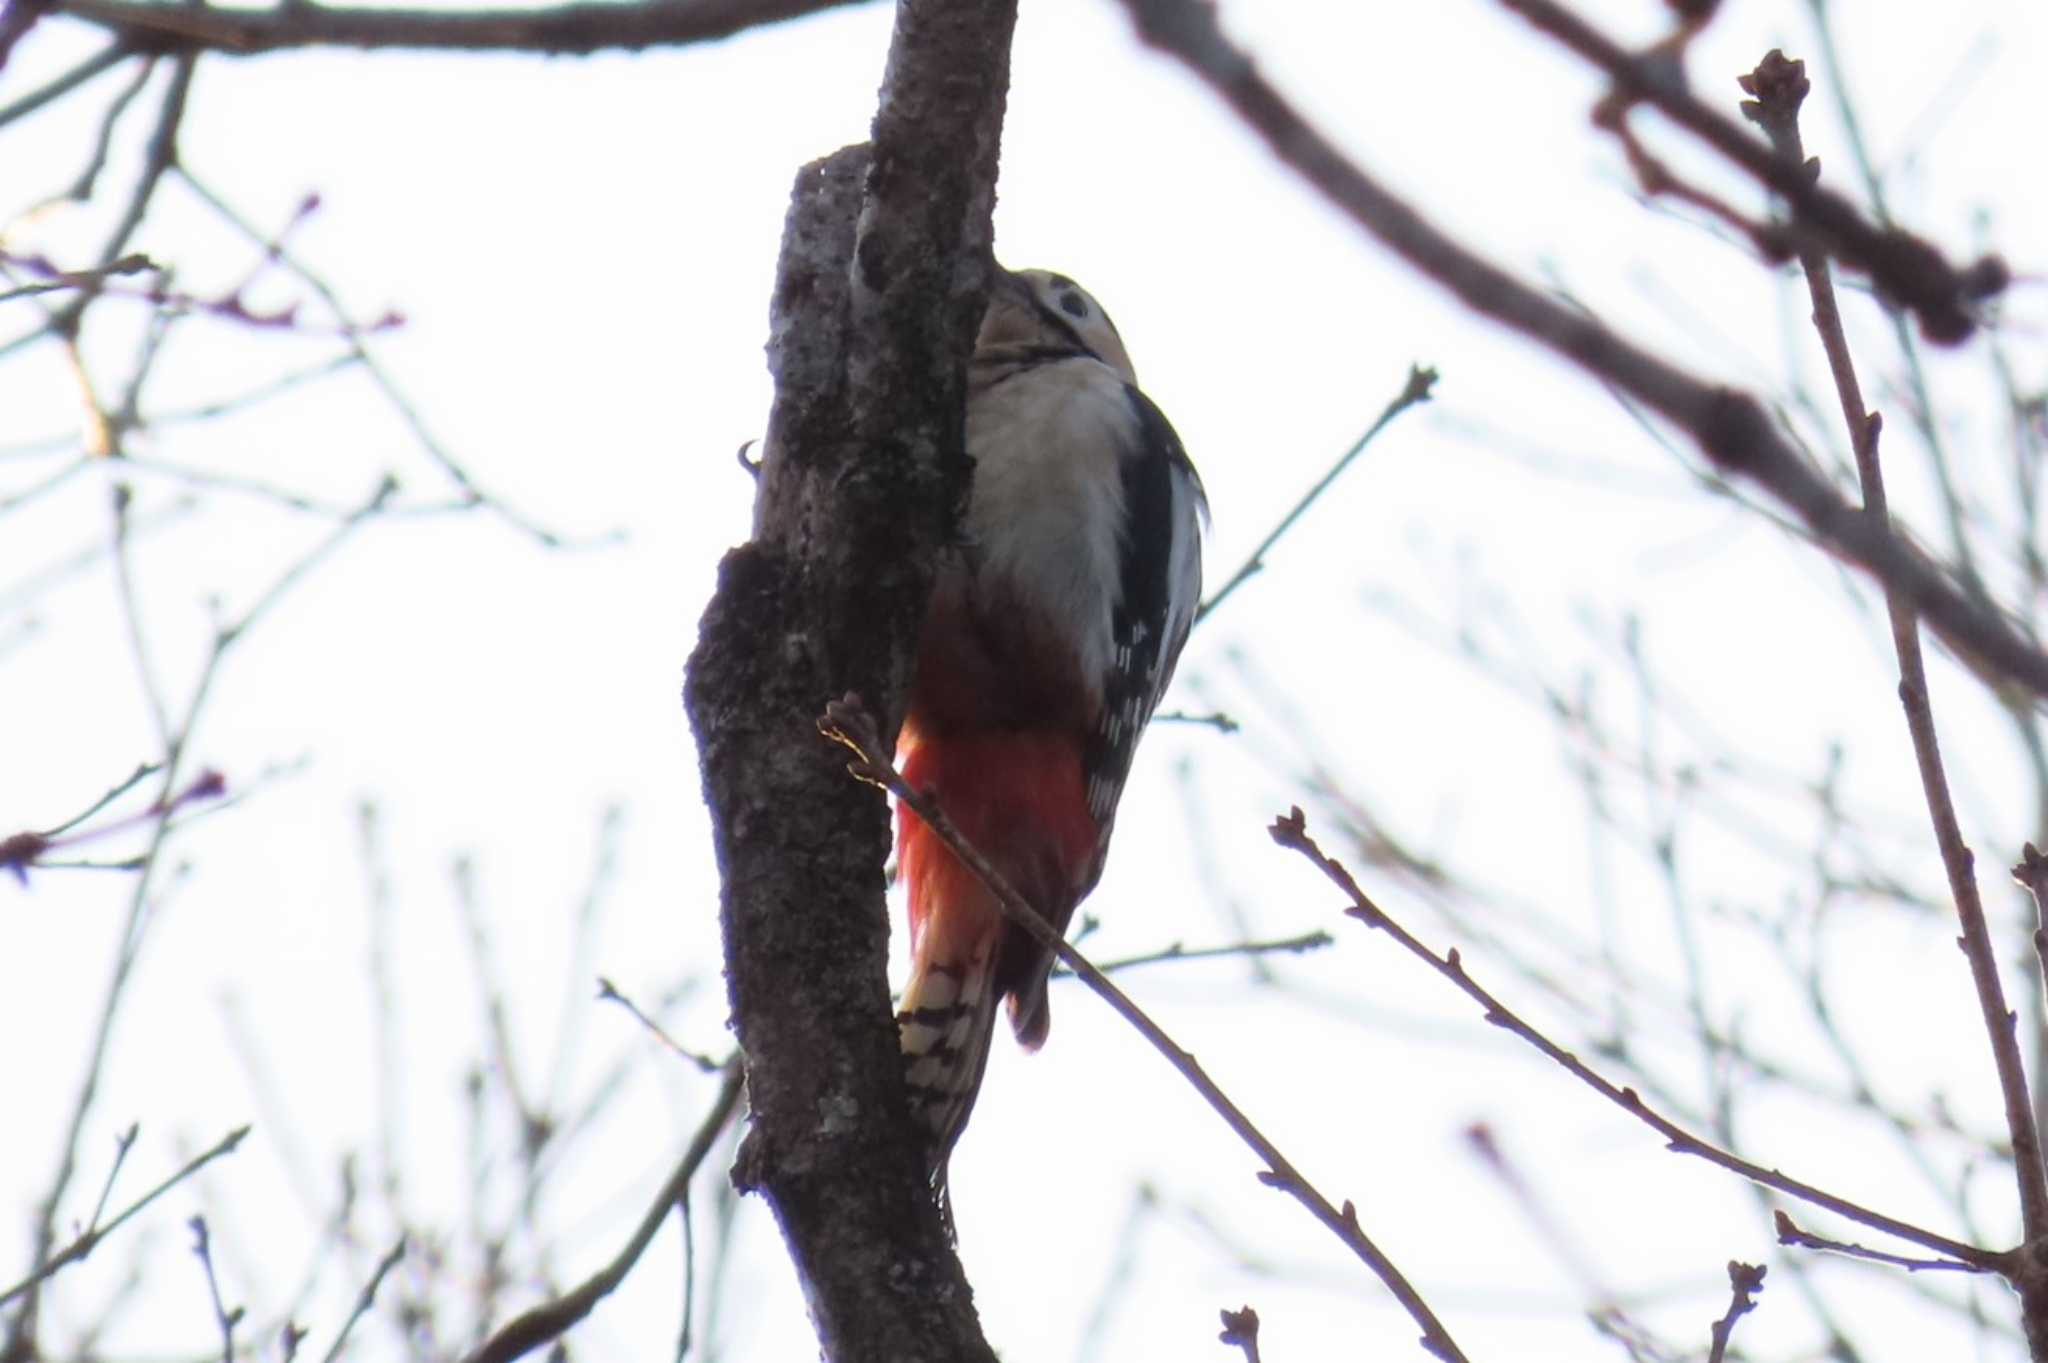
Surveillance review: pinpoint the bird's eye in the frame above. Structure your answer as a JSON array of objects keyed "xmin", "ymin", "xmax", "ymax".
[{"xmin": 1057, "ymin": 290, "xmax": 1089, "ymax": 319}]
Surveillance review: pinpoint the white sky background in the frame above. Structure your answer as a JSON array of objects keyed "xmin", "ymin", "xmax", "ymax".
[{"xmin": 4, "ymin": 0, "xmax": 2046, "ymax": 1359}]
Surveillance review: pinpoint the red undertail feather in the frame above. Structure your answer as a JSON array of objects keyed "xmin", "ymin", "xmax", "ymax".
[{"xmin": 895, "ymin": 727, "xmax": 1101, "ymax": 1188}]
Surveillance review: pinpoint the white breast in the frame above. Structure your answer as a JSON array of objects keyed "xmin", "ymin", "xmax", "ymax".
[{"xmin": 963, "ymin": 357, "xmax": 1137, "ymax": 694}]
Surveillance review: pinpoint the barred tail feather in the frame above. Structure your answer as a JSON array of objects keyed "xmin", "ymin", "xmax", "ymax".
[
  {"xmin": 897, "ymin": 943, "xmax": 1002, "ymax": 1196},
  {"xmin": 894, "ymin": 728, "xmax": 1100, "ymax": 1202}
]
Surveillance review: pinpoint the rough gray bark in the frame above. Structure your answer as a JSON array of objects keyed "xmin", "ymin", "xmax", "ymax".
[{"xmin": 680, "ymin": 0, "xmax": 1016, "ymax": 1358}]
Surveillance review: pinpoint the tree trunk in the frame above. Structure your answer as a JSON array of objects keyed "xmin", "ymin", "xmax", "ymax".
[{"xmin": 681, "ymin": 1, "xmax": 1018, "ymax": 1358}]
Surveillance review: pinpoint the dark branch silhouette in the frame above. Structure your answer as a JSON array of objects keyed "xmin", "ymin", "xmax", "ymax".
[{"xmin": 46, "ymin": 0, "xmax": 869, "ymax": 55}]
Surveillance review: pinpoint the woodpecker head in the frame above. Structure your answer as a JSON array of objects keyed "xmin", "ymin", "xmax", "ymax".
[{"xmin": 978, "ymin": 267, "xmax": 1138, "ymax": 385}]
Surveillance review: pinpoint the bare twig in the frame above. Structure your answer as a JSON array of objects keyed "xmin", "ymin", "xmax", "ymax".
[
  {"xmin": 0, "ymin": 1125, "xmax": 246, "ymax": 1308},
  {"xmin": 597, "ymin": 978, "xmax": 724, "ymax": 1073},
  {"xmin": 7, "ymin": 472, "xmax": 389, "ymax": 1356},
  {"xmin": 0, "ymin": 454, "xmax": 89, "ymax": 518},
  {"xmin": 33, "ymin": 763, "xmax": 159, "ymax": 838},
  {"xmin": 1218, "ymin": 1306, "xmax": 1262, "ymax": 1363},
  {"xmin": 461, "ymin": 1059, "xmax": 744, "ymax": 1363},
  {"xmin": 1115, "ymin": 0, "xmax": 2048, "ymax": 702},
  {"xmin": 1494, "ymin": 0, "xmax": 2003, "ymax": 342},
  {"xmin": 1154, "ymin": 708, "xmax": 1240, "ymax": 733},
  {"xmin": 2, "ymin": 766, "xmax": 222, "ymax": 883},
  {"xmin": 1054, "ymin": 930, "xmax": 1333, "ymax": 977},
  {"xmin": 1601, "ymin": 109, "xmax": 1791, "ymax": 265},
  {"xmin": 111, "ymin": 483, "xmax": 172, "ymax": 747},
  {"xmin": 452, "ymin": 855, "xmax": 546, "ymax": 1166},
  {"xmin": 541, "ymin": 807, "xmax": 626, "ymax": 1117},
  {"xmin": 174, "ymin": 171, "xmax": 599, "ymax": 549},
  {"xmin": 53, "ymin": 0, "xmax": 867, "ymax": 54},
  {"xmin": 83, "ymin": 1124, "xmax": 142, "ymax": 1232},
  {"xmin": 0, "ymin": 253, "xmax": 155, "ymax": 305},
  {"xmin": 0, "ymin": 38, "xmax": 129, "ymax": 129},
  {"xmin": 676, "ymin": 1182, "xmax": 697, "ymax": 1363},
  {"xmin": 5, "ymin": 54, "xmax": 194, "ymax": 360},
  {"xmin": 1705, "ymin": 1262, "xmax": 1766, "ymax": 1363},
  {"xmin": 55, "ymin": 51, "xmax": 158, "ymax": 204},
  {"xmin": 1464, "ymin": 1123, "xmax": 1620, "ymax": 1314},
  {"xmin": 147, "ymin": 352, "xmax": 360, "ymax": 426},
  {"xmin": 187, "ymin": 1216, "xmax": 243, "ymax": 1363},
  {"xmin": 1198, "ymin": 364, "xmax": 1434, "ymax": 625},
  {"xmin": 1741, "ymin": 48, "xmax": 2048, "ymax": 1248},
  {"xmin": 821, "ymin": 697, "xmax": 1471, "ymax": 1363},
  {"xmin": 1774, "ymin": 1210, "xmax": 1980, "ymax": 1275},
  {"xmin": 2015, "ymin": 846, "xmax": 2048, "ymax": 1028},
  {"xmin": 1270, "ymin": 806, "xmax": 2004, "ymax": 1272},
  {"xmin": 318, "ymin": 1237, "xmax": 405, "ymax": 1363},
  {"xmin": 219, "ymin": 476, "xmax": 399, "ymax": 645}
]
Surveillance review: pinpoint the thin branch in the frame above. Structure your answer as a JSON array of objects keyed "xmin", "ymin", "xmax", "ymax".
[
  {"xmin": 0, "ymin": 253, "xmax": 154, "ymax": 304},
  {"xmin": 187, "ymin": 1216, "xmax": 243, "ymax": 1363},
  {"xmin": 1493, "ymin": 0, "xmax": 2003, "ymax": 343},
  {"xmin": 2015, "ymin": 847, "xmax": 2048, "ymax": 1037},
  {"xmin": 1464, "ymin": 1123, "xmax": 1625, "ymax": 1319},
  {"xmin": 1154, "ymin": 708, "xmax": 1240, "ymax": 733},
  {"xmin": 176, "ymin": 169, "xmax": 608, "ymax": 550},
  {"xmin": 83, "ymin": 1124, "xmax": 141, "ymax": 1232},
  {"xmin": 1053, "ymin": 930, "xmax": 1334, "ymax": 977},
  {"xmin": 37, "ymin": 763, "xmax": 160, "ymax": 838},
  {"xmin": 0, "ymin": 454, "xmax": 89, "ymax": 518},
  {"xmin": 29, "ymin": 54, "xmax": 192, "ymax": 353},
  {"xmin": 146, "ymin": 351, "xmax": 359, "ymax": 426},
  {"xmin": 1601, "ymin": 107, "xmax": 1791, "ymax": 267},
  {"xmin": 0, "ymin": 0, "xmax": 52, "ymax": 71},
  {"xmin": 110, "ymin": 483, "xmax": 173, "ymax": 750},
  {"xmin": 1115, "ymin": 0, "xmax": 2048, "ymax": 702},
  {"xmin": 1705, "ymin": 1262, "xmax": 1766, "ymax": 1363},
  {"xmin": 676, "ymin": 1182, "xmax": 697, "ymax": 1363},
  {"xmin": 597, "ymin": 978, "xmax": 725, "ymax": 1073},
  {"xmin": 451, "ymin": 854, "xmax": 545, "ymax": 1165},
  {"xmin": 1740, "ymin": 48, "xmax": 2048, "ymax": 1242},
  {"xmin": 1218, "ymin": 1306, "xmax": 1262, "ymax": 1363},
  {"xmin": 355, "ymin": 802, "xmax": 406, "ymax": 1226},
  {"xmin": 0, "ymin": 37, "xmax": 129, "ymax": 129},
  {"xmin": 55, "ymin": 51, "xmax": 158, "ymax": 204},
  {"xmin": 7, "ymin": 469, "xmax": 386, "ymax": 1355},
  {"xmin": 318, "ymin": 1238, "xmax": 405, "ymax": 1363},
  {"xmin": 462, "ymin": 1060, "xmax": 744, "ymax": 1363},
  {"xmin": 1197, "ymin": 364, "xmax": 1434, "ymax": 626},
  {"xmin": 0, "ymin": 1126, "xmax": 249, "ymax": 1309},
  {"xmin": 1773, "ymin": 1210, "xmax": 1981, "ymax": 1275},
  {"xmin": 1269, "ymin": 806, "xmax": 2006, "ymax": 1272},
  {"xmin": 820, "ymin": 698, "xmax": 1471, "ymax": 1363},
  {"xmin": 52, "ymin": 0, "xmax": 868, "ymax": 54},
  {"xmin": 218, "ymin": 476, "xmax": 398, "ymax": 644}
]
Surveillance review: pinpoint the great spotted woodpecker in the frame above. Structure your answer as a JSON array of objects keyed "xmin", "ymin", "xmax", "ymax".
[{"xmin": 894, "ymin": 267, "xmax": 1206, "ymax": 1206}]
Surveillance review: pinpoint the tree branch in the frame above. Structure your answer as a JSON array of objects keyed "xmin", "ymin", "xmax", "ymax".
[
  {"xmin": 1495, "ymin": 0, "xmax": 2004, "ymax": 343},
  {"xmin": 1705, "ymin": 1261, "xmax": 1766, "ymax": 1363},
  {"xmin": 1737, "ymin": 56, "xmax": 2048, "ymax": 1359},
  {"xmin": 823, "ymin": 700, "xmax": 1471, "ymax": 1363},
  {"xmin": 0, "ymin": 1126, "xmax": 249, "ymax": 1311},
  {"xmin": 50, "ymin": 0, "xmax": 871, "ymax": 55},
  {"xmin": 1272, "ymin": 807, "xmax": 2007, "ymax": 1275},
  {"xmin": 1197, "ymin": 363, "xmax": 1435, "ymax": 627},
  {"xmin": 463, "ymin": 1062, "xmax": 741, "ymax": 1363},
  {"xmin": 1115, "ymin": 0, "xmax": 2048, "ymax": 703}
]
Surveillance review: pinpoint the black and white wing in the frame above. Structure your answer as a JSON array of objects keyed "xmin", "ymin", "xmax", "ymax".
[{"xmin": 1082, "ymin": 384, "xmax": 1207, "ymax": 854}]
